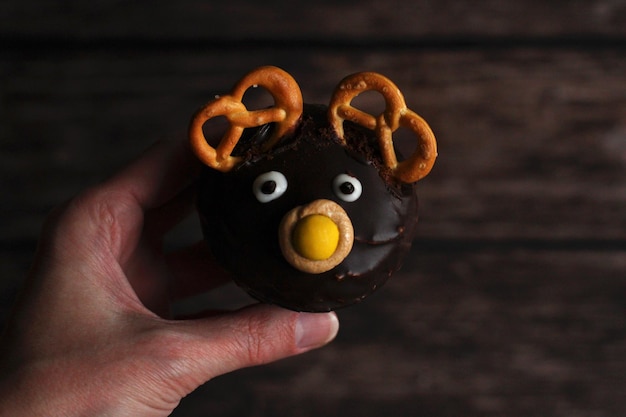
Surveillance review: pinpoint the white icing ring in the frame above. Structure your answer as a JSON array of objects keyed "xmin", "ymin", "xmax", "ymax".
[
  {"xmin": 333, "ymin": 174, "xmax": 363, "ymax": 202},
  {"xmin": 253, "ymin": 171, "xmax": 288, "ymax": 203}
]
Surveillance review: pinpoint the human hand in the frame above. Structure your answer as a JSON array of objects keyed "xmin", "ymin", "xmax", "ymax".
[{"xmin": 0, "ymin": 140, "xmax": 339, "ymax": 416}]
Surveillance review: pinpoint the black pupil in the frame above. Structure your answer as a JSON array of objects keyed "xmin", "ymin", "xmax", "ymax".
[
  {"xmin": 261, "ymin": 180, "xmax": 277, "ymax": 194},
  {"xmin": 339, "ymin": 182, "xmax": 355, "ymax": 194}
]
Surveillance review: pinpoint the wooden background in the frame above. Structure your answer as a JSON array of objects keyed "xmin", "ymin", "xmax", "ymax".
[{"xmin": 1, "ymin": 1, "xmax": 626, "ymax": 416}]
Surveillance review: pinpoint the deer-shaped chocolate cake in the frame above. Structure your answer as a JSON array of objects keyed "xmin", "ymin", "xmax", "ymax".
[{"xmin": 189, "ymin": 66, "xmax": 437, "ymax": 311}]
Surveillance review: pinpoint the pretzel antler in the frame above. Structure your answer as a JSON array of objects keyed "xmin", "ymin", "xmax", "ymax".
[
  {"xmin": 328, "ymin": 72, "xmax": 437, "ymax": 183},
  {"xmin": 189, "ymin": 66, "xmax": 303, "ymax": 172}
]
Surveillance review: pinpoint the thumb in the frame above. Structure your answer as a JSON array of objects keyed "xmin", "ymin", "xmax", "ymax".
[{"xmin": 173, "ymin": 304, "xmax": 339, "ymax": 384}]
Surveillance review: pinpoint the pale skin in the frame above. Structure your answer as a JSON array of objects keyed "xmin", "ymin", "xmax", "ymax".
[{"xmin": 0, "ymin": 140, "xmax": 339, "ymax": 416}]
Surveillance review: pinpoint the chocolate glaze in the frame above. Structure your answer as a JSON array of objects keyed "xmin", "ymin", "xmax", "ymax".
[{"xmin": 197, "ymin": 104, "xmax": 418, "ymax": 312}]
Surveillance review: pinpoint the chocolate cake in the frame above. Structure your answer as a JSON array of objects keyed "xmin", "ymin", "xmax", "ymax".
[{"xmin": 189, "ymin": 66, "xmax": 437, "ymax": 312}]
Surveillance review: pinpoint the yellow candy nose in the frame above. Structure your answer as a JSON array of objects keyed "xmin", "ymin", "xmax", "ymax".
[{"xmin": 292, "ymin": 214, "xmax": 340, "ymax": 261}]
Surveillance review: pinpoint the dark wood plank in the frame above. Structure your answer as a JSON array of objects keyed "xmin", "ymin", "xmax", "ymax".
[
  {"xmin": 2, "ymin": 0, "xmax": 626, "ymax": 40},
  {"xmin": 2, "ymin": 2, "xmax": 625, "ymax": 416},
  {"xmin": 2, "ymin": 48, "xmax": 625, "ymax": 243},
  {"xmin": 170, "ymin": 249, "xmax": 626, "ymax": 417},
  {"xmin": 2, "ymin": 235, "xmax": 625, "ymax": 416}
]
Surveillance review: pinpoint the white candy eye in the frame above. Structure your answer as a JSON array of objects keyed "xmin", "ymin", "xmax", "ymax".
[
  {"xmin": 333, "ymin": 173, "xmax": 362, "ymax": 202},
  {"xmin": 253, "ymin": 171, "xmax": 288, "ymax": 203}
]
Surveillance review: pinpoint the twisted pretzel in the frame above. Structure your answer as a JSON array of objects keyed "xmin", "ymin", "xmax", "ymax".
[
  {"xmin": 328, "ymin": 72, "xmax": 437, "ymax": 183},
  {"xmin": 189, "ymin": 66, "xmax": 303, "ymax": 172}
]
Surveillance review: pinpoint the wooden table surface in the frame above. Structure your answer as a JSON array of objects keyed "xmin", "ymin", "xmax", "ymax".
[{"xmin": 1, "ymin": 1, "xmax": 625, "ymax": 416}]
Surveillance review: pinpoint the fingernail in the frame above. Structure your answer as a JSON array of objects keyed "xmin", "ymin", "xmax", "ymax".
[{"xmin": 295, "ymin": 312, "xmax": 339, "ymax": 350}]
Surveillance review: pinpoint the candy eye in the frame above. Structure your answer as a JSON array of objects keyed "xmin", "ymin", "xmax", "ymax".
[
  {"xmin": 333, "ymin": 174, "xmax": 362, "ymax": 202},
  {"xmin": 253, "ymin": 171, "xmax": 288, "ymax": 203}
]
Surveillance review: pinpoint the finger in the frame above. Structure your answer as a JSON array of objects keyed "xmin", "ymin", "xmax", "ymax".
[
  {"xmin": 107, "ymin": 139, "xmax": 202, "ymax": 211},
  {"xmin": 176, "ymin": 304, "xmax": 339, "ymax": 381},
  {"xmin": 97, "ymin": 140, "xmax": 200, "ymax": 261}
]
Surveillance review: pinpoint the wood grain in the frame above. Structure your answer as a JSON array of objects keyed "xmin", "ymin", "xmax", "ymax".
[
  {"xmin": 1, "ymin": 1, "xmax": 625, "ymax": 416},
  {"xmin": 2, "ymin": 0, "xmax": 626, "ymax": 40},
  {"xmin": 2, "ymin": 49, "xmax": 625, "ymax": 242},
  {"xmin": 172, "ymin": 250, "xmax": 626, "ymax": 417}
]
